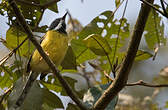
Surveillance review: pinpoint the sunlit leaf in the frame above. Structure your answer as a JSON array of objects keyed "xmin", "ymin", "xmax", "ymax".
[
  {"xmin": 71, "ymin": 39, "xmax": 97, "ymax": 64},
  {"xmin": 39, "ymin": 0, "xmax": 58, "ymax": 13},
  {"xmin": 73, "ymin": 11, "xmax": 130, "ymax": 71},
  {"xmin": 83, "ymin": 83, "xmax": 118, "ymax": 110},
  {"xmin": 115, "ymin": 0, "xmax": 120, "ymax": 7},
  {"xmin": 40, "ymin": 75, "xmax": 84, "ymax": 98},
  {"xmin": 144, "ymin": 9, "xmax": 166, "ymax": 49},
  {"xmin": 135, "ymin": 50, "xmax": 153, "ymax": 61},
  {"xmin": 83, "ymin": 34, "xmax": 112, "ymax": 56},
  {"xmin": 0, "ymin": 64, "xmax": 21, "ymax": 89},
  {"xmin": 40, "ymin": 75, "xmax": 62, "ymax": 93},
  {"xmin": 6, "ymin": 26, "xmax": 34, "ymax": 57}
]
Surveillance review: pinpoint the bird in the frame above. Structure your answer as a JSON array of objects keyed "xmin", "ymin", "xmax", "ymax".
[
  {"xmin": 27, "ymin": 12, "xmax": 68, "ymax": 74},
  {"xmin": 14, "ymin": 12, "xmax": 69, "ymax": 108}
]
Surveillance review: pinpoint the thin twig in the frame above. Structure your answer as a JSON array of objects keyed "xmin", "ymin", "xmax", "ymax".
[
  {"xmin": 163, "ymin": 0, "xmax": 168, "ymax": 6},
  {"xmin": 140, "ymin": 0, "xmax": 168, "ymax": 18},
  {"xmin": 111, "ymin": 0, "xmax": 128, "ymax": 75},
  {"xmin": 91, "ymin": 36, "xmax": 114, "ymax": 78},
  {"xmin": 0, "ymin": 37, "xmax": 28, "ymax": 66},
  {"xmin": 127, "ymin": 80, "xmax": 168, "ymax": 87},
  {"xmin": 104, "ymin": 72, "xmax": 168, "ymax": 87},
  {"xmin": 99, "ymin": 0, "xmax": 125, "ymax": 35},
  {"xmin": 7, "ymin": 0, "xmax": 89, "ymax": 110},
  {"xmin": 160, "ymin": 0, "xmax": 168, "ymax": 17}
]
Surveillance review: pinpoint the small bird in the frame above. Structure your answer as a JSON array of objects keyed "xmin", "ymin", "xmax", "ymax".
[
  {"xmin": 27, "ymin": 12, "xmax": 68, "ymax": 74},
  {"xmin": 14, "ymin": 12, "xmax": 69, "ymax": 108}
]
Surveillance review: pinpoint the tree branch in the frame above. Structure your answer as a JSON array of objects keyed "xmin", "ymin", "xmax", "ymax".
[
  {"xmin": 104, "ymin": 72, "xmax": 168, "ymax": 87},
  {"xmin": 7, "ymin": 0, "xmax": 88, "ymax": 110},
  {"xmin": 127, "ymin": 80, "xmax": 168, "ymax": 87},
  {"xmin": 160, "ymin": 0, "xmax": 168, "ymax": 17},
  {"xmin": 0, "ymin": 37, "xmax": 28, "ymax": 66},
  {"xmin": 93, "ymin": 0, "xmax": 154, "ymax": 109}
]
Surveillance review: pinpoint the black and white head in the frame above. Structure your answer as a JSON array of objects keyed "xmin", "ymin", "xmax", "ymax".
[{"xmin": 48, "ymin": 12, "xmax": 68, "ymax": 34}]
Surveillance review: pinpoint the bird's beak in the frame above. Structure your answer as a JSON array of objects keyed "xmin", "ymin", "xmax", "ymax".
[{"xmin": 62, "ymin": 12, "xmax": 68, "ymax": 21}]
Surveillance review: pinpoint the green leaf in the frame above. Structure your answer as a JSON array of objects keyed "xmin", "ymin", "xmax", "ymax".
[
  {"xmin": 144, "ymin": 9, "xmax": 166, "ymax": 49},
  {"xmin": 40, "ymin": 75, "xmax": 62, "ymax": 93},
  {"xmin": 78, "ymin": 11, "xmax": 113, "ymax": 39},
  {"xmin": 61, "ymin": 76, "xmax": 78, "ymax": 96},
  {"xmin": 71, "ymin": 39, "xmax": 97, "ymax": 64},
  {"xmin": 135, "ymin": 50, "xmax": 153, "ymax": 61},
  {"xmin": 6, "ymin": 26, "xmax": 34, "ymax": 57},
  {"xmin": 165, "ymin": 101, "xmax": 168, "ymax": 108},
  {"xmin": 20, "ymin": 81, "xmax": 43, "ymax": 110},
  {"xmin": 73, "ymin": 11, "xmax": 130, "ymax": 71},
  {"xmin": 42, "ymin": 88, "xmax": 64, "ymax": 109},
  {"xmin": 61, "ymin": 46, "xmax": 77, "ymax": 70},
  {"xmin": 83, "ymin": 83, "xmax": 118, "ymax": 110},
  {"xmin": 40, "ymin": 75, "xmax": 83, "ymax": 98},
  {"xmin": 8, "ymin": 78, "xmax": 43, "ymax": 110},
  {"xmin": 67, "ymin": 103, "xmax": 80, "ymax": 110},
  {"xmin": 115, "ymin": 0, "xmax": 120, "ymax": 7},
  {"xmin": 0, "ymin": 72, "xmax": 13, "ymax": 89},
  {"xmin": 39, "ymin": 0, "xmax": 58, "ymax": 13},
  {"xmin": 83, "ymin": 34, "xmax": 112, "ymax": 56},
  {"xmin": 8, "ymin": 77, "xmax": 64, "ymax": 110},
  {"xmin": 0, "ymin": 65, "xmax": 20, "ymax": 89}
]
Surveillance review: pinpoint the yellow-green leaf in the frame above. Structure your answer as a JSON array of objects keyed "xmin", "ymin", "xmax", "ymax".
[
  {"xmin": 6, "ymin": 26, "xmax": 34, "ymax": 57},
  {"xmin": 83, "ymin": 34, "xmax": 112, "ymax": 56},
  {"xmin": 115, "ymin": 0, "xmax": 120, "ymax": 7},
  {"xmin": 135, "ymin": 50, "xmax": 153, "ymax": 61}
]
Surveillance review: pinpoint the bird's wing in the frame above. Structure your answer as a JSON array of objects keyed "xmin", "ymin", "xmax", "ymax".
[{"xmin": 26, "ymin": 33, "xmax": 47, "ymax": 73}]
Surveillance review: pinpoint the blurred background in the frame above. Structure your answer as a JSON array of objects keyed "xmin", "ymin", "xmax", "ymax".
[{"xmin": 0, "ymin": 0, "xmax": 168, "ymax": 109}]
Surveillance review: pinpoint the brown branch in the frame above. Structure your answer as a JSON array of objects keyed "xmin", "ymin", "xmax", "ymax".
[
  {"xmin": 7, "ymin": 0, "xmax": 89, "ymax": 110},
  {"xmin": 127, "ymin": 80, "xmax": 168, "ymax": 87},
  {"xmin": 104, "ymin": 72, "xmax": 168, "ymax": 87},
  {"xmin": 93, "ymin": 0, "xmax": 154, "ymax": 109},
  {"xmin": 140, "ymin": 0, "xmax": 168, "ymax": 18}
]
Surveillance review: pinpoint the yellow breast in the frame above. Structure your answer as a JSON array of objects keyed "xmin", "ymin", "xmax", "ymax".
[{"xmin": 30, "ymin": 30, "xmax": 69, "ymax": 73}]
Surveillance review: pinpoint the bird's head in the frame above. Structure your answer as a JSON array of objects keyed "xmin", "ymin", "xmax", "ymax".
[{"xmin": 48, "ymin": 12, "xmax": 68, "ymax": 34}]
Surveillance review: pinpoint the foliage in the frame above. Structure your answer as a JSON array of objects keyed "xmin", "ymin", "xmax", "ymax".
[
  {"xmin": 83, "ymin": 83, "xmax": 118, "ymax": 110},
  {"xmin": 144, "ymin": 8, "xmax": 167, "ymax": 49}
]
